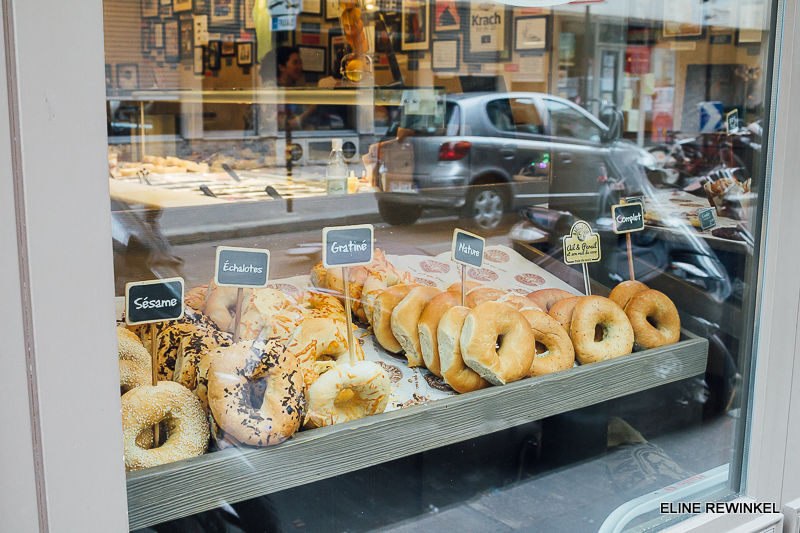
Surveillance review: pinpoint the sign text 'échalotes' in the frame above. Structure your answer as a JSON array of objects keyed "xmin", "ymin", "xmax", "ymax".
[
  {"xmin": 612, "ymin": 202, "xmax": 645, "ymax": 234},
  {"xmin": 697, "ymin": 207, "xmax": 718, "ymax": 231},
  {"xmin": 451, "ymin": 229, "xmax": 485, "ymax": 268},
  {"xmin": 214, "ymin": 246, "xmax": 270, "ymax": 287},
  {"xmin": 322, "ymin": 224, "xmax": 374, "ymax": 268},
  {"xmin": 125, "ymin": 277, "xmax": 185, "ymax": 325},
  {"xmin": 563, "ymin": 221, "xmax": 601, "ymax": 265}
]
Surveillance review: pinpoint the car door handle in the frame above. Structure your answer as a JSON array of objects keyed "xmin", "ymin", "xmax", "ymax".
[
  {"xmin": 559, "ymin": 152, "xmax": 573, "ymax": 164},
  {"xmin": 500, "ymin": 146, "xmax": 515, "ymax": 159}
]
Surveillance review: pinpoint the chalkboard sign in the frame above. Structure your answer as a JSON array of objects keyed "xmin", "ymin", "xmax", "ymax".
[
  {"xmin": 625, "ymin": 196, "xmax": 646, "ymax": 213},
  {"xmin": 214, "ymin": 246, "xmax": 270, "ymax": 287},
  {"xmin": 322, "ymin": 224, "xmax": 374, "ymax": 268},
  {"xmin": 563, "ymin": 221, "xmax": 601, "ymax": 265},
  {"xmin": 451, "ymin": 229, "xmax": 485, "ymax": 268},
  {"xmin": 697, "ymin": 207, "xmax": 717, "ymax": 231},
  {"xmin": 612, "ymin": 203, "xmax": 645, "ymax": 234},
  {"xmin": 726, "ymin": 109, "xmax": 739, "ymax": 135},
  {"xmin": 125, "ymin": 277, "xmax": 185, "ymax": 326}
]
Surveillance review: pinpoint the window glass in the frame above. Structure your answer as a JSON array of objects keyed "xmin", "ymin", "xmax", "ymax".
[{"xmin": 103, "ymin": 0, "xmax": 779, "ymax": 531}]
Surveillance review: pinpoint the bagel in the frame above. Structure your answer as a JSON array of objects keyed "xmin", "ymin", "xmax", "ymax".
[
  {"xmin": 362, "ymin": 268, "xmax": 415, "ymax": 324},
  {"xmin": 305, "ymin": 361, "xmax": 391, "ymax": 428},
  {"xmin": 208, "ymin": 338, "xmax": 306, "ymax": 446},
  {"xmin": 293, "ymin": 291, "xmax": 346, "ymax": 321},
  {"xmin": 325, "ymin": 265, "xmax": 370, "ymax": 319},
  {"xmin": 460, "ymin": 302, "xmax": 535, "ymax": 385},
  {"xmin": 391, "ymin": 286, "xmax": 442, "ymax": 367},
  {"xmin": 122, "ymin": 381, "xmax": 209, "ymax": 472},
  {"xmin": 418, "ymin": 291, "xmax": 462, "ymax": 376},
  {"xmin": 526, "ymin": 289, "xmax": 575, "ymax": 311},
  {"xmin": 238, "ymin": 288, "xmax": 302, "ymax": 341},
  {"xmin": 184, "ymin": 284, "xmax": 209, "ymax": 311},
  {"xmin": 119, "ymin": 360, "xmax": 150, "ymax": 394},
  {"xmin": 117, "ymin": 327, "xmax": 151, "ymax": 373},
  {"xmin": 372, "ymin": 284, "xmax": 419, "ymax": 353},
  {"xmin": 625, "ymin": 290, "xmax": 681, "ymax": 349},
  {"xmin": 438, "ymin": 306, "xmax": 491, "ymax": 393},
  {"xmin": 203, "ymin": 283, "xmax": 253, "ymax": 333},
  {"xmin": 311, "ymin": 262, "xmax": 328, "ymax": 288},
  {"xmin": 285, "ymin": 318, "xmax": 365, "ymax": 385},
  {"xmin": 548, "ymin": 296, "xmax": 581, "ymax": 333},
  {"xmin": 446, "ymin": 281, "xmax": 483, "ymax": 293},
  {"xmin": 194, "ymin": 351, "xmax": 217, "ymax": 412},
  {"xmin": 520, "ymin": 309, "xmax": 575, "ymax": 376},
  {"xmin": 496, "ymin": 293, "xmax": 542, "ymax": 311},
  {"xmin": 171, "ymin": 326, "xmax": 233, "ymax": 390},
  {"xmin": 608, "ymin": 280, "xmax": 648, "ymax": 310},
  {"xmin": 465, "ymin": 287, "xmax": 507, "ymax": 308},
  {"xmin": 570, "ymin": 296, "xmax": 634, "ymax": 364}
]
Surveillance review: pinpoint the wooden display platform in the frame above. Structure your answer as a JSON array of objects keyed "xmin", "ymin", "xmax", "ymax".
[{"xmin": 127, "ymin": 332, "xmax": 708, "ymax": 530}]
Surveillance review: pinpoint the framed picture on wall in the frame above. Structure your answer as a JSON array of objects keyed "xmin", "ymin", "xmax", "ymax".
[
  {"xmin": 514, "ymin": 15, "xmax": 549, "ymax": 52},
  {"xmin": 153, "ymin": 22, "xmax": 165, "ymax": 48},
  {"xmin": 401, "ymin": 0, "xmax": 430, "ymax": 51},
  {"xmin": 141, "ymin": 24, "xmax": 152, "ymax": 54},
  {"xmin": 142, "ymin": 0, "xmax": 159, "ymax": 18},
  {"xmin": 663, "ymin": 0, "xmax": 706, "ymax": 39},
  {"xmin": 207, "ymin": 41, "xmax": 222, "ymax": 69},
  {"xmin": 236, "ymin": 42, "xmax": 253, "ymax": 65},
  {"xmin": 433, "ymin": 0, "xmax": 460, "ymax": 32},
  {"xmin": 105, "ymin": 64, "xmax": 113, "ymax": 89},
  {"xmin": 211, "ymin": 0, "xmax": 237, "ymax": 24},
  {"xmin": 329, "ymin": 32, "xmax": 346, "ymax": 74},
  {"xmin": 243, "ymin": 0, "xmax": 256, "ymax": 28},
  {"xmin": 464, "ymin": 3, "xmax": 511, "ymax": 62},
  {"xmin": 194, "ymin": 45, "xmax": 206, "ymax": 73},
  {"xmin": 325, "ymin": 0, "xmax": 339, "ymax": 21},
  {"xmin": 159, "ymin": 4, "xmax": 173, "ymax": 16},
  {"xmin": 302, "ymin": 0, "xmax": 322, "ymax": 15},
  {"xmin": 116, "ymin": 64, "xmax": 140, "ymax": 90},
  {"xmin": 174, "ymin": 0, "xmax": 193, "ymax": 12},
  {"xmin": 179, "ymin": 19, "xmax": 194, "ymax": 59},
  {"xmin": 431, "ymin": 37, "xmax": 459, "ymax": 70},
  {"xmin": 165, "ymin": 20, "xmax": 180, "ymax": 62},
  {"xmin": 736, "ymin": 2, "xmax": 765, "ymax": 44},
  {"xmin": 221, "ymin": 38, "xmax": 236, "ymax": 55},
  {"xmin": 298, "ymin": 45, "xmax": 326, "ymax": 72}
]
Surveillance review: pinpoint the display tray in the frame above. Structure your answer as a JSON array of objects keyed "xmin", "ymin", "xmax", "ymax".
[{"xmin": 126, "ymin": 330, "xmax": 708, "ymax": 530}]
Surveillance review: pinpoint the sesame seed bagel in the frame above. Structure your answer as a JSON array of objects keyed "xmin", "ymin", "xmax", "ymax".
[
  {"xmin": 570, "ymin": 296, "xmax": 634, "ymax": 364},
  {"xmin": 305, "ymin": 361, "xmax": 391, "ymax": 428},
  {"xmin": 117, "ymin": 327, "xmax": 151, "ymax": 373},
  {"xmin": 520, "ymin": 309, "xmax": 575, "ymax": 376},
  {"xmin": 122, "ymin": 381, "xmax": 209, "ymax": 472},
  {"xmin": 208, "ymin": 338, "xmax": 306, "ymax": 446},
  {"xmin": 438, "ymin": 306, "xmax": 491, "ymax": 394},
  {"xmin": 624, "ymin": 289, "xmax": 681, "ymax": 350},
  {"xmin": 391, "ymin": 286, "xmax": 442, "ymax": 367},
  {"xmin": 460, "ymin": 301, "xmax": 535, "ymax": 385},
  {"xmin": 418, "ymin": 291, "xmax": 462, "ymax": 376},
  {"xmin": 119, "ymin": 360, "xmax": 150, "ymax": 394},
  {"xmin": 608, "ymin": 280, "xmax": 648, "ymax": 311}
]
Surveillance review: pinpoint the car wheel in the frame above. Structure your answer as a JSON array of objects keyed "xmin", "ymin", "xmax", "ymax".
[
  {"xmin": 378, "ymin": 200, "xmax": 422, "ymax": 226},
  {"xmin": 464, "ymin": 185, "xmax": 508, "ymax": 231}
]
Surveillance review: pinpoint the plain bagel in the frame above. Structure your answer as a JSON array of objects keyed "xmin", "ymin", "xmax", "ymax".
[
  {"xmin": 548, "ymin": 296, "xmax": 581, "ymax": 333},
  {"xmin": 418, "ymin": 291, "xmax": 462, "ymax": 376},
  {"xmin": 391, "ymin": 286, "xmax": 442, "ymax": 367},
  {"xmin": 438, "ymin": 306, "xmax": 491, "ymax": 393},
  {"xmin": 526, "ymin": 289, "xmax": 575, "ymax": 312},
  {"xmin": 608, "ymin": 280, "xmax": 648, "ymax": 310},
  {"xmin": 521, "ymin": 309, "xmax": 575, "ymax": 376},
  {"xmin": 371, "ymin": 284, "xmax": 419, "ymax": 353}
]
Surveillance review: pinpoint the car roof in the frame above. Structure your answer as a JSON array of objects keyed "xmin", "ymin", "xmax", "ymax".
[{"xmin": 446, "ymin": 92, "xmax": 568, "ymax": 105}]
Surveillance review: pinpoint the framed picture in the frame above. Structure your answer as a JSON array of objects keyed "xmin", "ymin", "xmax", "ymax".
[
  {"xmin": 116, "ymin": 64, "xmax": 139, "ymax": 90},
  {"xmin": 159, "ymin": 4, "xmax": 173, "ymax": 16},
  {"xmin": 194, "ymin": 45, "xmax": 206, "ymax": 74},
  {"xmin": 401, "ymin": 0, "xmax": 430, "ymax": 51},
  {"xmin": 736, "ymin": 3, "xmax": 765, "ymax": 45},
  {"xmin": 179, "ymin": 19, "xmax": 194, "ymax": 59},
  {"xmin": 244, "ymin": 0, "xmax": 256, "ymax": 28},
  {"xmin": 207, "ymin": 40, "xmax": 222, "ymax": 69},
  {"xmin": 302, "ymin": 0, "xmax": 322, "ymax": 15},
  {"xmin": 105, "ymin": 64, "xmax": 113, "ymax": 90},
  {"xmin": 464, "ymin": 3, "xmax": 511, "ymax": 62},
  {"xmin": 142, "ymin": 0, "xmax": 159, "ymax": 18},
  {"xmin": 329, "ymin": 31, "xmax": 346, "ymax": 74},
  {"xmin": 663, "ymin": 0, "xmax": 706, "ymax": 39},
  {"xmin": 325, "ymin": 0, "xmax": 339, "ymax": 20},
  {"xmin": 174, "ymin": 0, "xmax": 193, "ymax": 12},
  {"xmin": 153, "ymin": 22, "xmax": 165, "ymax": 48},
  {"xmin": 211, "ymin": 0, "xmax": 237, "ymax": 24},
  {"xmin": 165, "ymin": 20, "xmax": 180, "ymax": 62},
  {"xmin": 236, "ymin": 42, "xmax": 253, "ymax": 65},
  {"xmin": 431, "ymin": 37, "xmax": 459, "ymax": 70},
  {"xmin": 298, "ymin": 45, "xmax": 326, "ymax": 72},
  {"xmin": 514, "ymin": 16, "xmax": 549, "ymax": 52},
  {"xmin": 221, "ymin": 38, "xmax": 236, "ymax": 55},
  {"xmin": 141, "ymin": 24, "xmax": 152, "ymax": 54},
  {"xmin": 433, "ymin": 0, "xmax": 460, "ymax": 32},
  {"xmin": 161, "ymin": 0, "xmax": 171, "ymax": 4}
]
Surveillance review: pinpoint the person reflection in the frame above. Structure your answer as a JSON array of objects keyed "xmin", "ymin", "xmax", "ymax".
[{"xmin": 260, "ymin": 46, "xmax": 317, "ymax": 130}]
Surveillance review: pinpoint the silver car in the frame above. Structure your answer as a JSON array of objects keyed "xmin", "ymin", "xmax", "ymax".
[{"xmin": 376, "ymin": 92, "xmax": 654, "ymax": 229}]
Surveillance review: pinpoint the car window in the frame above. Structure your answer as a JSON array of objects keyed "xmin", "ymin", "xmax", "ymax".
[
  {"xmin": 542, "ymin": 99, "xmax": 603, "ymax": 142},
  {"xmin": 509, "ymin": 98, "xmax": 545, "ymax": 135},
  {"xmin": 445, "ymin": 103, "xmax": 461, "ymax": 136},
  {"xmin": 486, "ymin": 99, "xmax": 513, "ymax": 134}
]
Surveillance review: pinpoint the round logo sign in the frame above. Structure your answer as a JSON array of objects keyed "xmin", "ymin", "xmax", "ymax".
[
  {"xmin": 342, "ymin": 141, "xmax": 357, "ymax": 159},
  {"xmin": 288, "ymin": 143, "xmax": 303, "ymax": 162}
]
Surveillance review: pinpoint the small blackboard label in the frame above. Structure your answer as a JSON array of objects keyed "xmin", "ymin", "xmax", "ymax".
[
  {"xmin": 125, "ymin": 277, "xmax": 185, "ymax": 326},
  {"xmin": 563, "ymin": 221, "xmax": 601, "ymax": 265},
  {"xmin": 215, "ymin": 246, "xmax": 270, "ymax": 287},
  {"xmin": 322, "ymin": 224, "xmax": 374, "ymax": 268},
  {"xmin": 625, "ymin": 196, "xmax": 646, "ymax": 213},
  {"xmin": 726, "ymin": 109, "xmax": 739, "ymax": 135},
  {"xmin": 612, "ymin": 203, "xmax": 645, "ymax": 234},
  {"xmin": 451, "ymin": 229, "xmax": 485, "ymax": 268},
  {"xmin": 698, "ymin": 207, "xmax": 717, "ymax": 231}
]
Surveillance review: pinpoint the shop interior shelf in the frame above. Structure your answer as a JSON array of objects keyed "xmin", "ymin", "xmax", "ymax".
[{"xmin": 126, "ymin": 331, "xmax": 708, "ymax": 530}]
